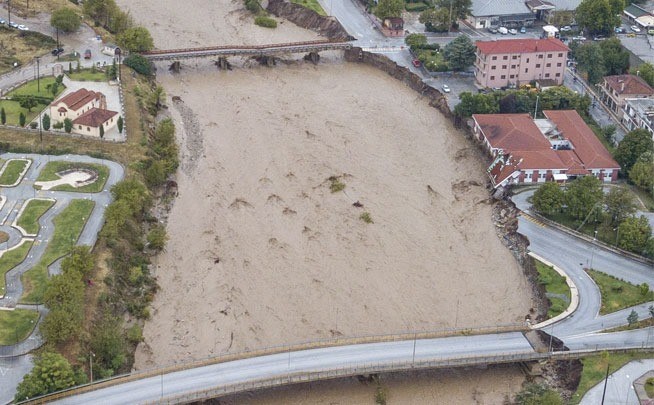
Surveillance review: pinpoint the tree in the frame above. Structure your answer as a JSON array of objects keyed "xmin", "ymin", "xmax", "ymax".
[
  {"xmin": 117, "ymin": 116, "xmax": 124, "ymax": 133},
  {"xmin": 575, "ymin": 42, "xmax": 607, "ymax": 84},
  {"xmin": 19, "ymin": 112, "xmax": 26, "ymax": 127},
  {"xmin": 608, "ymin": 0, "xmax": 625, "ymax": 18},
  {"xmin": 405, "ymin": 33, "xmax": 427, "ymax": 49},
  {"xmin": 632, "ymin": 62, "xmax": 654, "ymax": 87},
  {"xmin": 443, "ymin": 35, "xmax": 475, "ymax": 71},
  {"xmin": 565, "ymin": 175, "xmax": 603, "ymax": 220},
  {"xmin": 90, "ymin": 315, "xmax": 127, "ymax": 378},
  {"xmin": 0, "ymin": 107, "xmax": 5, "ymax": 125},
  {"xmin": 50, "ymin": 7, "xmax": 81, "ymax": 33},
  {"xmin": 629, "ymin": 152, "xmax": 653, "ymax": 194},
  {"xmin": 50, "ymin": 81, "xmax": 59, "ymax": 97},
  {"xmin": 436, "ymin": 0, "xmax": 472, "ymax": 21},
  {"xmin": 615, "ymin": 129, "xmax": 654, "ymax": 174},
  {"xmin": 19, "ymin": 96, "xmax": 38, "ymax": 112},
  {"xmin": 515, "ymin": 383, "xmax": 563, "ymax": 405},
  {"xmin": 123, "ymin": 54, "xmax": 152, "ymax": 75},
  {"xmin": 146, "ymin": 85, "xmax": 166, "ymax": 116},
  {"xmin": 454, "ymin": 92, "xmax": 499, "ymax": 117},
  {"xmin": 374, "ymin": 0, "xmax": 404, "ymax": 19},
  {"xmin": 576, "ymin": 0, "xmax": 619, "ymax": 36},
  {"xmin": 533, "ymin": 182, "xmax": 565, "ymax": 215},
  {"xmin": 599, "ymin": 38, "xmax": 630, "ymax": 76},
  {"xmin": 68, "ymin": 62, "xmax": 73, "ymax": 74},
  {"xmin": 14, "ymin": 352, "xmax": 77, "ymax": 401},
  {"xmin": 627, "ymin": 309, "xmax": 639, "ymax": 326},
  {"xmin": 99, "ymin": 123, "xmax": 104, "ymax": 139},
  {"xmin": 419, "ymin": 8, "xmax": 450, "ymax": 32},
  {"xmin": 618, "ymin": 215, "xmax": 652, "ymax": 252},
  {"xmin": 604, "ymin": 187, "xmax": 637, "ymax": 225},
  {"xmin": 117, "ymin": 26, "xmax": 154, "ymax": 52},
  {"xmin": 42, "ymin": 114, "xmax": 50, "ymax": 131},
  {"xmin": 62, "ymin": 246, "xmax": 95, "ymax": 277},
  {"xmin": 147, "ymin": 224, "xmax": 168, "ymax": 251},
  {"xmin": 64, "ymin": 118, "xmax": 72, "ymax": 133}
]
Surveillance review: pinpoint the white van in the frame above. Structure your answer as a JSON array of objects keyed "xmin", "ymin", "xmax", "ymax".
[{"xmin": 498, "ymin": 27, "xmax": 508, "ymax": 35}]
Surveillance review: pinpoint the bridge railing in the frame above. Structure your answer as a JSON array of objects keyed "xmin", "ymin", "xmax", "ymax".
[{"xmin": 140, "ymin": 39, "xmax": 351, "ymax": 56}]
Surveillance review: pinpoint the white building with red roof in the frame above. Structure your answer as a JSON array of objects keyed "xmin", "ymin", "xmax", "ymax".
[
  {"xmin": 473, "ymin": 110, "xmax": 620, "ymax": 188},
  {"xmin": 49, "ymin": 88, "xmax": 119, "ymax": 138},
  {"xmin": 474, "ymin": 38, "xmax": 569, "ymax": 89}
]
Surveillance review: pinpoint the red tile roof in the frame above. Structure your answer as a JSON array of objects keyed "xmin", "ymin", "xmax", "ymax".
[
  {"xmin": 72, "ymin": 107, "xmax": 118, "ymax": 128},
  {"xmin": 475, "ymin": 38, "xmax": 569, "ymax": 55},
  {"xmin": 472, "ymin": 113, "xmax": 551, "ymax": 151},
  {"xmin": 543, "ymin": 110, "xmax": 620, "ymax": 169},
  {"xmin": 55, "ymin": 88, "xmax": 103, "ymax": 112},
  {"xmin": 603, "ymin": 75, "xmax": 654, "ymax": 96}
]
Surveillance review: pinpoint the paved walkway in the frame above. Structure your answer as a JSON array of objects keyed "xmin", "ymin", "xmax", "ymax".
[
  {"xmin": 581, "ymin": 359, "xmax": 654, "ymax": 404},
  {"xmin": 0, "ymin": 153, "xmax": 124, "ymax": 404}
]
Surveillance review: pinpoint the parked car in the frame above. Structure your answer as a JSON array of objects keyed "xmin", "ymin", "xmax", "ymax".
[
  {"xmin": 0, "ymin": 19, "xmax": 5, "ymax": 25},
  {"xmin": 498, "ymin": 27, "xmax": 508, "ymax": 35},
  {"xmin": 631, "ymin": 25, "xmax": 641, "ymax": 32},
  {"xmin": 560, "ymin": 26, "xmax": 572, "ymax": 32},
  {"xmin": 17, "ymin": 24, "xmax": 28, "ymax": 31},
  {"xmin": 520, "ymin": 26, "xmax": 526, "ymax": 33},
  {"xmin": 614, "ymin": 27, "xmax": 626, "ymax": 33},
  {"xmin": 509, "ymin": 28, "xmax": 518, "ymax": 35},
  {"xmin": 571, "ymin": 36, "xmax": 587, "ymax": 41},
  {"xmin": 51, "ymin": 47, "xmax": 64, "ymax": 56},
  {"xmin": 84, "ymin": 49, "xmax": 92, "ymax": 59},
  {"xmin": 487, "ymin": 27, "xmax": 498, "ymax": 34},
  {"xmin": 648, "ymin": 29, "xmax": 654, "ymax": 35},
  {"xmin": 8, "ymin": 22, "xmax": 18, "ymax": 28},
  {"xmin": 412, "ymin": 59, "xmax": 421, "ymax": 67},
  {"xmin": 442, "ymin": 84, "xmax": 451, "ymax": 93},
  {"xmin": 593, "ymin": 35, "xmax": 606, "ymax": 41}
]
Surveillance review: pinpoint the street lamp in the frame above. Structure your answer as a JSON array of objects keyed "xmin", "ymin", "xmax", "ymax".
[
  {"xmin": 89, "ymin": 351, "xmax": 95, "ymax": 382},
  {"xmin": 36, "ymin": 57, "xmax": 41, "ymax": 93}
]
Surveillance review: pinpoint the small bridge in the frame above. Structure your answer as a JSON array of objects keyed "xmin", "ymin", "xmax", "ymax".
[{"xmin": 141, "ymin": 40, "xmax": 352, "ymax": 70}]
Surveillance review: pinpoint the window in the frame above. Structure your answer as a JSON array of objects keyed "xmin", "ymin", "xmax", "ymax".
[
  {"xmin": 87, "ymin": 127, "xmax": 90, "ymax": 131},
  {"xmin": 525, "ymin": 68, "xmax": 529, "ymax": 73},
  {"xmin": 492, "ymin": 56, "xmax": 497, "ymax": 60},
  {"xmin": 538, "ymin": 54, "xmax": 543, "ymax": 59},
  {"xmin": 555, "ymin": 73, "xmax": 561, "ymax": 77},
  {"xmin": 490, "ymin": 75, "xmax": 495, "ymax": 80},
  {"xmin": 558, "ymin": 53, "xmax": 563, "ymax": 57},
  {"xmin": 502, "ymin": 65, "xmax": 507, "ymax": 69},
  {"xmin": 536, "ymin": 64, "xmax": 541, "ymax": 68},
  {"xmin": 526, "ymin": 58, "xmax": 530, "ymax": 63},
  {"xmin": 510, "ymin": 74, "xmax": 515, "ymax": 79},
  {"xmin": 545, "ymin": 73, "xmax": 550, "ymax": 78},
  {"xmin": 546, "ymin": 63, "xmax": 551, "ymax": 67},
  {"xmin": 501, "ymin": 75, "xmax": 506, "ymax": 79},
  {"xmin": 78, "ymin": 125, "xmax": 82, "ymax": 129},
  {"xmin": 503, "ymin": 55, "xmax": 508, "ymax": 60},
  {"xmin": 491, "ymin": 65, "xmax": 496, "ymax": 70},
  {"xmin": 512, "ymin": 55, "xmax": 517, "ymax": 60},
  {"xmin": 557, "ymin": 63, "xmax": 562, "ymax": 67},
  {"xmin": 547, "ymin": 53, "xmax": 552, "ymax": 58}
]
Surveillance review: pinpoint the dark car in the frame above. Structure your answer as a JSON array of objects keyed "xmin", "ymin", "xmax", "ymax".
[
  {"xmin": 84, "ymin": 49, "xmax": 92, "ymax": 59},
  {"xmin": 9, "ymin": 22, "xmax": 18, "ymax": 28},
  {"xmin": 51, "ymin": 47, "xmax": 64, "ymax": 56}
]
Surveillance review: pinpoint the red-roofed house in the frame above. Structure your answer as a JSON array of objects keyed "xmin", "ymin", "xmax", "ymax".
[
  {"xmin": 474, "ymin": 38, "xmax": 569, "ymax": 89},
  {"xmin": 473, "ymin": 110, "xmax": 619, "ymax": 188},
  {"xmin": 50, "ymin": 88, "xmax": 106, "ymax": 124},
  {"xmin": 598, "ymin": 74, "xmax": 654, "ymax": 114},
  {"xmin": 72, "ymin": 107, "xmax": 118, "ymax": 138}
]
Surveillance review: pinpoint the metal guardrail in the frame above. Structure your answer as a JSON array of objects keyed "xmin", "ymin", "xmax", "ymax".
[{"xmin": 140, "ymin": 40, "xmax": 352, "ymax": 61}]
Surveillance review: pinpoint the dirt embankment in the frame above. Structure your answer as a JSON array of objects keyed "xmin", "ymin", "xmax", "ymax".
[{"xmin": 266, "ymin": 0, "xmax": 351, "ymax": 40}]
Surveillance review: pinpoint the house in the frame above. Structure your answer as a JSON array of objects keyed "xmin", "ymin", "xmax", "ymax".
[
  {"xmin": 526, "ymin": 0, "xmax": 582, "ymax": 21},
  {"xmin": 622, "ymin": 98, "xmax": 654, "ymax": 140},
  {"xmin": 472, "ymin": 110, "xmax": 620, "ymax": 188},
  {"xmin": 468, "ymin": 0, "xmax": 535, "ymax": 29},
  {"xmin": 50, "ymin": 88, "xmax": 106, "ymax": 124},
  {"xmin": 598, "ymin": 75, "xmax": 654, "ymax": 115},
  {"xmin": 101, "ymin": 43, "xmax": 121, "ymax": 57},
  {"xmin": 474, "ymin": 38, "xmax": 569, "ymax": 89},
  {"xmin": 381, "ymin": 17, "xmax": 403, "ymax": 37},
  {"xmin": 72, "ymin": 107, "xmax": 118, "ymax": 138},
  {"xmin": 624, "ymin": 4, "xmax": 654, "ymax": 28}
]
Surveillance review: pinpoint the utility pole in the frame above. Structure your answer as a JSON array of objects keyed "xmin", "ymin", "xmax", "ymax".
[
  {"xmin": 36, "ymin": 57, "xmax": 40, "ymax": 93},
  {"xmin": 600, "ymin": 364, "xmax": 609, "ymax": 405},
  {"xmin": 7, "ymin": 0, "xmax": 11, "ymax": 27}
]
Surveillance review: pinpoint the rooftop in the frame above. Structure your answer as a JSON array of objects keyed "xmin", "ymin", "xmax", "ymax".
[
  {"xmin": 471, "ymin": 0, "xmax": 532, "ymax": 17},
  {"xmin": 475, "ymin": 38, "xmax": 569, "ymax": 55},
  {"xmin": 54, "ymin": 88, "xmax": 103, "ymax": 112},
  {"xmin": 72, "ymin": 107, "xmax": 118, "ymax": 128},
  {"xmin": 604, "ymin": 75, "xmax": 654, "ymax": 96}
]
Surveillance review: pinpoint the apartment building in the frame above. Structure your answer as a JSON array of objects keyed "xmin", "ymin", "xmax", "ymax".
[
  {"xmin": 474, "ymin": 38, "xmax": 569, "ymax": 89},
  {"xmin": 622, "ymin": 98, "xmax": 654, "ymax": 140},
  {"xmin": 598, "ymin": 75, "xmax": 654, "ymax": 115}
]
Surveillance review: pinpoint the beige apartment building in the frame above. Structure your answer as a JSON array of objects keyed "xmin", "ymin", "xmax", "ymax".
[
  {"xmin": 474, "ymin": 38, "xmax": 569, "ymax": 89},
  {"xmin": 598, "ymin": 74, "xmax": 654, "ymax": 115}
]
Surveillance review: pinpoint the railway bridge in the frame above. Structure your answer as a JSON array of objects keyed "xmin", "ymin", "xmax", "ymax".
[{"xmin": 140, "ymin": 40, "xmax": 353, "ymax": 71}]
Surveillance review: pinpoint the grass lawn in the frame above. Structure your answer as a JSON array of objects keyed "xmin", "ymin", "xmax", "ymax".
[
  {"xmin": 35, "ymin": 161, "xmax": 110, "ymax": 193},
  {"xmin": 586, "ymin": 269, "xmax": 654, "ymax": 314},
  {"xmin": 290, "ymin": 0, "xmax": 326, "ymax": 15},
  {"xmin": 0, "ymin": 27, "xmax": 55, "ymax": 75},
  {"xmin": 17, "ymin": 199, "xmax": 55, "ymax": 235},
  {"xmin": 415, "ymin": 49, "xmax": 448, "ymax": 72},
  {"xmin": 0, "ymin": 99, "xmax": 44, "ymax": 127},
  {"xmin": 0, "ymin": 241, "xmax": 32, "ymax": 296},
  {"xmin": 20, "ymin": 199, "xmax": 95, "ymax": 304},
  {"xmin": 0, "ymin": 159, "xmax": 30, "ymax": 186},
  {"xmin": 535, "ymin": 259, "xmax": 571, "ymax": 318},
  {"xmin": 646, "ymin": 378, "xmax": 654, "ymax": 398},
  {"xmin": 545, "ymin": 211, "xmax": 620, "ymax": 250},
  {"xmin": 0, "ymin": 309, "xmax": 39, "ymax": 345},
  {"xmin": 8, "ymin": 76, "xmax": 64, "ymax": 99},
  {"xmin": 571, "ymin": 352, "xmax": 654, "ymax": 403},
  {"xmin": 67, "ymin": 68, "xmax": 109, "ymax": 82}
]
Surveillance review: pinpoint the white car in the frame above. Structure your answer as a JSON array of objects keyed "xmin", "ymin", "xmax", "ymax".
[
  {"xmin": 631, "ymin": 25, "xmax": 641, "ymax": 33},
  {"xmin": 560, "ymin": 26, "xmax": 572, "ymax": 32},
  {"xmin": 17, "ymin": 24, "xmax": 28, "ymax": 31},
  {"xmin": 509, "ymin": 28, "xmax": 518, "ymax": 35},
  {"xmin": 571, "ymin": 36, "xmax": 586, "ymax": 41},
  {"xmin": 442, "ymin": 84, "xmax": 451, "ymax": 93}
]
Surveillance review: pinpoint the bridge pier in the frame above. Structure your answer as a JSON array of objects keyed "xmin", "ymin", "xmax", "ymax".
[
  {"xmin": 256, "ymin": 56, "xmax": 276, "ymax": 67},
  {"xmin": 215, "ymin": 57, "xmax": 231, "ymax": 70},
  {"xmin": 169, "ymin": 61, "xmax": 181, "ymax": 73},
  {"xmin": 304, "ymin": 52, "xmax": 320, "ymax": 65}
]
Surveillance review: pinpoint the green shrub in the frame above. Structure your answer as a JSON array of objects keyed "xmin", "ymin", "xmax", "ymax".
[
  {"xmin": 328, "ymin": 176, "xmax": 345, "ymax": 193},
  {"xmin": 405, "ymin": 2, "xmax": 429, "ymax": 12},
  {"xmin": 255, "ymin": 16, "xmax": 278, "ymax": 28},
  {"xmin": 19, "ymin": 112, "xmax": 26, "ymax": 127},
  {"xmin": 245, "ymin": 0, "xmax": 262, "ymax": 13},
  {"xmin": 360, "ymin": 212, "xmax": 374, "ymax": 224},
  {"xmin": 29, "ymin": 122, "xmax": 38, "ymax": 129},
  {"xmin": 53, "ymin": 122, "xmax": 64, "ymax": 129},
  {"xmin": 123, "ymin": 54, "xmax": 152, "ymax": 76}
]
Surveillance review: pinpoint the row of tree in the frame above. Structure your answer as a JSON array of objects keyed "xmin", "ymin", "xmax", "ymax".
[
  {"xmin": 571, "ymin": 38, "xmax": 630, "ymax": 84},
  {"xmin": 418, "ymin": 0, "xmax": 471, "ymax": 32},
  {"xmin": 532, "ymin": 177, "xmax": 654, "ymax": 257},
  {"xmin": 575, "ymin": 0, "xmax": 624, "ymax": 36}
]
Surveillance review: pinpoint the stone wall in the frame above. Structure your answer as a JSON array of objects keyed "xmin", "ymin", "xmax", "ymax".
[{"xmin": 266, "ymin": 0, "xmax": 351, "ymax": 40}]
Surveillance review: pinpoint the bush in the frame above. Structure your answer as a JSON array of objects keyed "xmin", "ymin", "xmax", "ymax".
[
  {"xmin": 255, "ymin": 16, "xmax": 278, "ymax": 28},
  {"xmin": 19, "ymin": 112, "xmax": 26, "ymax": 127},
  {"xmin": 123, "ymin": 54, "xmax": 152, "ymax": 76},
  {"xmin": 63, "ymin": 118, "xmax": 72, "ymax": 133},
  {"xmin": 53, "ymin": 122, "xmax": 64, "ymax": 129},
  {"xmin": 405, "ymin": 2, "xmax": 429, "ymax": 12},
  {"xmin": 29, "ymin": 122, "xmax": 38, "ymax": 129},
  {"xmin": 245, "ymin": 0, "xmax": 262, "ymax": 13}
]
